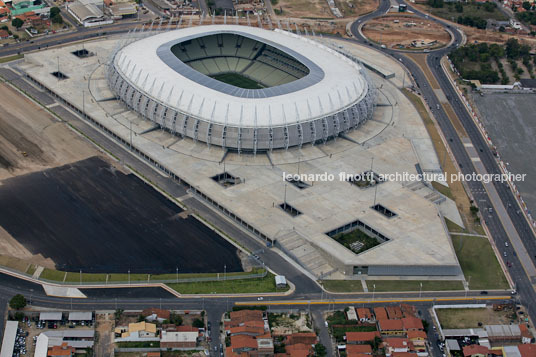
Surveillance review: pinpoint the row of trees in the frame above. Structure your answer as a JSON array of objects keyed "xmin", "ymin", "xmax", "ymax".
[{"xmin": 456, "ymin": 15, "xmax": 487, "ymax": 29}]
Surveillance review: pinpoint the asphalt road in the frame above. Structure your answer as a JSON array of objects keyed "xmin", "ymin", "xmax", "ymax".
[{"xmin": 350, "ymin": 0, "xmax": 536, "ymax": 323}]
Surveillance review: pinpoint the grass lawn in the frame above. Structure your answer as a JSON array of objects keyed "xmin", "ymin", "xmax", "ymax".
[
  {"xmin": 445, "ymin": 217, "xmax": 469, "ymax": 234},
  {"xmin": 366, "ymin": 280, "xmax": 464, "ymax": 292},
  {"xmin": 452, "ymin": 235, "xmax": 509, "ymax": 290},
  {"xmin": 64, "ymin": 272, "xmax": 107, "ymax": 283},
  {"xmin": 40, "ymin": 268, "xmax": 66, "ymax": 282},
  {"xmin": 108, "ymin": 269, "xmax": 264, "ymax": 283},
  {"xmin": 167, "ymin": 273, "xmax": 287, "ymax": 294},
  {"xmin": 0, "ymin": 54, "xmax": 23, "ymax": 64},
  {"xmin": 427, "ymin": 3, "xmax": 507, "ymax": 22},
  {"xmin": 431, "ymin": 181, "xmax": 454, "ymax": 200},
  {"xmin": 436, "ymin": 307, "xmax": 514, "ymax": 329},
  {"xmin": 211, "ymin": 73, "xmax": 263, "ymax": 89},
  {"xmin": 322, "ymin": 280, "xmax": 364, "ymax": 292}
]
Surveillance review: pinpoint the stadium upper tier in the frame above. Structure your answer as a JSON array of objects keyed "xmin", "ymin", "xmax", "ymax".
[
  {"xmin": 171, "ymin": 33, "xmax": 310, "ymax": 88},
  {"xmin": 108, "ymin": 25, "xmax": 375, "ymax": 152}
]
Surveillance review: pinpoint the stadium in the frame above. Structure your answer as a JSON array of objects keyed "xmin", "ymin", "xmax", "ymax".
[{"xmin": 107, "ymin": 25, "xmax": 376, "ymax": 152}]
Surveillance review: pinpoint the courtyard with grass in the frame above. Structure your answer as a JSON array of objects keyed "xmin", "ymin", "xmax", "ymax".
[{"xmin": 332, "ymin": 229, "xmax": 381, "ymax": 254}]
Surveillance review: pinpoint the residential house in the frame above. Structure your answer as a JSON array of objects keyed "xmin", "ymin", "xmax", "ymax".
[
  {"xmin": 386, "ymin": 307, "xmax": 403, "ymax": 320},
  {"xmin": 378, "ymin": 319, "xmax": 404, "ymax": 336},
  {"xmin": 284, "ymin": 343, "xmax": 313, "ymax": 357},
  {"xmin": 407, "ymin": 331, "xmax": 427, "ymax": 352},
  {"xmin": 401, "ymin": 317, "xmax": 423, "ymax": 332},
  {"xmin": 520, "ymin": 324, "xmax": 533, "ymax": 344},
  {"xmin": 160, "ymin": 330, "xmax": 198, "ymax": 349},
  {"xmin": 356, "ymin": 308, "xmax": 374, "ymax": 323},
  {"xmin": 518, "ymin": 344, "xmax": 536, "ymax": 357},
  {"xmin": 285, "ymin": 333, "xmax": 318, "ymax": 346},
  {"xmin": 47, "ymin": 343, "xmax": 76, "ymax": 357},
  {"xmin": 374, "ymin": 307, "xmax": 388, "ymax": 321},
  {"xmin": 142, "ymin": 308, "xmax": 170, "ymax": 323},
  {"xmin": 384, "ymin": 337, "xmax": 411, "ymax": 355},
  {"xmin": 346, "ymin": 331, "xmax": 380, "ymax": 345},
  {"xmin": 346, "ymin": 344, "xmax": 372, "ymax": 356}
]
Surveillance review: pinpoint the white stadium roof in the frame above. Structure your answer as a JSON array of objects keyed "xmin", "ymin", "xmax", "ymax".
[{"xmin": 114, "ymin": 25, "xmax": 367, "ymax": 128}]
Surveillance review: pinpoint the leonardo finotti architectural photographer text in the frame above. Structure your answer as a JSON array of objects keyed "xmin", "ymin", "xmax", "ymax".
[{"xmin": 283, "ymin": 171, "xmax": 526, "ymax": 184}]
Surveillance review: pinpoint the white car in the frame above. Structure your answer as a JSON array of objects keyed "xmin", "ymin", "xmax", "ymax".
[
  {"xmin": 505, "ymin": 242, "xmax": 509, "ymax": 247},
  {"xmin": 257, "ymin": 297, "xmax": 264, "ymax": 301}
]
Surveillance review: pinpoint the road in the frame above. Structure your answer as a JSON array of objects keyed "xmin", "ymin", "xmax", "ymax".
[{"xmin": 350, "ymin": 0, "xmax": 536, "ymax": 324}]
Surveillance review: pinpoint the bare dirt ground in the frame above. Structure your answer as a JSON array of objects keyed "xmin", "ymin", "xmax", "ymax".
[
  {"xmin": 270, "ymin": 313, "xmax": 313, "ymax": 336},
  {"xmin": 275, "ymin": 0, "xmax": 377, "ymax": 19},
  {"xmin": 436, "ymin": 307, "xmax": 513, "ymax": 329},
  {"xmin": 0, "ymin": 82, "xmax": 99, "ymax": 179},
  {"xmin": 0, "ymin": 81, "xmax": 102, "ymax": 268},
  {"xmin": 362, "ymin": 14, "xmax": 450, "ymax": 49},
  {"xmin": 276, "ymin": 0, "xmax": 334, "ymax": 19},
  {"xmin": 95, "ymin": 313, "xmax": 115, "ymax": 357}
]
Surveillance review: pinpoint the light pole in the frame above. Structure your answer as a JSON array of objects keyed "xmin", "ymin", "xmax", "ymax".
[
  {"xmin": 372, "ymin": 284, "xmax": 376, "ymax": 301},
  {"xmin": 176, "ymin": 267, "xmax": 179, "ymax": 283},
  {"xmin": 419, "ymin": 282, "xmax": 423, "ymax": 298},
  {"xmin": 128, "ymin": 269, "xmax": 130, "ymax": 285},
  {"xmin": 224, "ymin": 264, "xmax": 226, "ymax": 281},
  {"xmin": 79, "ymin": 270, "xmax": 82, "ymax": 285}
]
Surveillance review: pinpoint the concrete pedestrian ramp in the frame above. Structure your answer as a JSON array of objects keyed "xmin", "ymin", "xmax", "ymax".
[{"xmin": 42, "ymin": 285, "xmax": 87, "ymax": 298}]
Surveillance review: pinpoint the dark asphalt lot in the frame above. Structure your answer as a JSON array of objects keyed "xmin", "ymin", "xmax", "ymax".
[{"xmin": 0, "ymin": 156, "xmax": 243, "ymax": 274}]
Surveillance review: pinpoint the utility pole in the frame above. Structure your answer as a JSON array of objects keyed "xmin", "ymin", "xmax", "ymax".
[
  {"xmin": 284, "ymin": 183, "xmax": 287, "ymax": 210},
  {"xmin": 176, "ymin": 266, "xmax": 179, "ymax": 283},
  {"xmin": 128, "ymin": 269, "xmax": 130, "ymax": 285}
]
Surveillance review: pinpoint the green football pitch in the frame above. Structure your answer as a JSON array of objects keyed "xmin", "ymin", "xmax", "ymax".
[{"xmin": 210, "ymin": 73, "xmax": 264, "ymax": 89}]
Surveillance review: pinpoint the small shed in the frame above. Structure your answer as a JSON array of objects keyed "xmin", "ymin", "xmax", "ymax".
[{"xmin": 275, "ymin": 275, "xmax": 287, "ymax": 288}]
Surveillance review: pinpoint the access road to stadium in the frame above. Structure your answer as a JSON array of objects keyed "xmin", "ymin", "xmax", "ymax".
[{"xmin": 350, "ymin": 0, "xmax": 536, "ymax": 325}]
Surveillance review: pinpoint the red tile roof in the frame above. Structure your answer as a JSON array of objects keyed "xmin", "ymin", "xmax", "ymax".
[
  {"xmin": 392, "ymin": 353, "xmax": 418, "ymax": 357},
  {"xmin": 346, "ymin": 331, "xmax": 380, "ymax": 343},
  {"xmin": 518, "ymin": 344, "xmax": 536, "ymax": 357},
  {"xmin": 385, "ymin": 337, "xmax": 409, "ymax": 349},
  {"xmin": 463, "ymin": 344, "xmax": 490, "ymax": 356},
  {"xmin": 356, "ymin": 308, "xmax": 373, "ymax": 320},
  {"xmin": 285, "ymin": 343, "xmax": 313, "ymax": 357},
  {"xmin": 374, "ymin": 307, "xmax": 388, "ymax": 321},
  {"xmin": 520, "ymin": 324, "xmax": 533, "ymax": 339},
  {"xmin": 142, "ymin": 308, "xmax": 170, "ymax": 319},
  {"xmin": 402, "ymin": 317, "xmax": 423, "ymax": 330},
  {"xmin": 346, "ymin": 344, "xmax": 372, "ymax": 354},
  {"xmin": 230, "ymin": 325, "xmax": 265, "ymax": 336},
  {"xmin": 386, "ymin": 306, "xmax": 404, "ymax": 319},
  {"xmin": 0, "ymin": 29, "xmax": 8, "ymax": 38},
  {"xmin": 231, "ymin": 335, "xmax": 258, "ymax": 351},
  {"xmin": 378, "ymin": 319, "xmax": 404, "ymax": 331},
  {"xmin": 285, "ymin": 332, "xmax": 318, "ymax": 346},
  {"xmin": 230, "ymin": 310, "xmax": 263, "ymax": 323}
]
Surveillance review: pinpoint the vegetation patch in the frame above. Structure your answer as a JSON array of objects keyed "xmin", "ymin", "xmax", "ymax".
[
  {"xmin": 167, "ymin": 272, "xmax": 288, "ymax": 294},
  {"xmin": 450, "ymin": 39, "xmax": 533, "ymax": 84},
  {"xmin": 452, "ymin": 235, "xmax": 509, "ymax": 290},
  {"xmin": 321, "ymin": 280, "xmax": 364, "ymax": 292},
  {"xmin": 426, "ymin": 0, "xmax": 506, "ymax": 28},
  {"xmin": 366, "ymin": 280, "xmax": 464, "ymax": 292}
]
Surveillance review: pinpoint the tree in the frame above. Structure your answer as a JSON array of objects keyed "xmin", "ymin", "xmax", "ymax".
[
  {"xmin": 169, "ymin": 313, "xmax": 183, "ymax": 326},
  {"xmin": 522, "ymin": 1, "xmax": 531, "ymax": 10},
  {"xmin": 455, "ymin": 2, "xmax": 463, "ymax": 13},
  {"xmin": 314, "ymin": 343, "xmax": 327, "ymax": 357},
  {"xmin": 506, "ymin": 38, "xmax": 520, "ymax": 59},
  {"xmin": 192, "ymin": 318, "xmax": 204, "ymax": 328},
  {"xmin": 9, "ymin": 294, "xmax": 27, "ymax": 310},
  {"xmin": 50, "ymin": 6, "xmax": 61, "ymax": 17},
  {"xmin": 51, "ymin": 14, "xmax": 63, "ymax": 24},
  {"xmin": 11, "ymin": 18, "xmax": 24, "ymax": 29}
]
